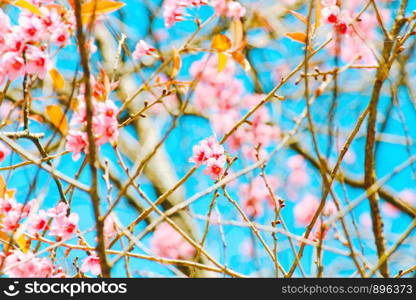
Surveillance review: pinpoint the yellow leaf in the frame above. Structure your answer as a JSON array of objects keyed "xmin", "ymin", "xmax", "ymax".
[
  {"xmin": 315, "ymin": 0, "xmax": 321, "ymax": 30},
  {"xmin": 49, "ymin": 68, "xmax": 65, "ymax": 91},
  {"xmin": 212, "ymin": 34, "xmax": 232, "ymax": 52},
  {"xmin": 0, "ymin": 230, "xmax": 8, "ymax": 245},
  {"xmin": 285, "ymin": 32, "xmax": 307, "ymax": 44},
  {"xmin": 232, "ymin": 19, "xmax": 244, "ymax": 49},
  {"xmin": 5, "ymin": 189, "xmax": 16, "ymax": 199},
  {"xmin": 287, "ymin": 10, "xmax": 307, "ymax": 24},
  {"xmin": 0, "ymin": 175, "xmax": 5, "ymax": 199},
  {"xmin": 170, "ymin": 48, "xmax": 181, "ymax": 79},
  {"xmin": 17, "ymin": 235, "xmax": 30, "ymax": 253},
  {"xmin": 46, "ymin": 105, "xmax": 68, "ymax": 135},
  {"xmin": 13, "ymin": 0, "xmax": 43, "ymax": 17},
  {"xmin": 217, "ymin": 52, "xmax": 228, "ymax": 73},
  {"xmin": 231, "ymin": 51, "xmax": 250, "ymax": 72},
  {"xmin": 81, "ymin": 0, "xmax": 125, "ymax": 24}
]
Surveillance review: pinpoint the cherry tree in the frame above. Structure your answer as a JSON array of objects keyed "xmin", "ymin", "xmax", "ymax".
[{"xmin": 0, "ymin": 0, "xmax": 415, "ymax": 278}]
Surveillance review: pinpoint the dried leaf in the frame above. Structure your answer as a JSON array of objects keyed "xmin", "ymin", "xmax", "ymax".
[
  {"xmin": 49, "ymin": 68, "xmax": 65, "ymax": 91},
  {"xmin": 171, "ymin": 48, "xmax": 182, "ymax": 79},
  {"xmin": 285, "ymin": 32, "xmax": 307, "ymax": 44},
  {"xmin": 17, "ymin": 235, "xmax": 30, "ymax": 253},
  {"xmin": 315, "ymin": 0, "xmax": 321, "ymax": 30},
  {"xmin": 0, "ymin": 175, "xmax": 6, "ymax": 199},
  {"xmin": 212, "ymin": 34, "xmax": 232, "ymax": 52},
  {"xmin": 0, "ymin": 230, "xmax": 8, "ymax": 244},
  {"xmin": 287, "ymin": 10, "xmax": 307, "ymax": 24},
  {"xmin": 232, "ymin": 19, "xmax": 244, "ymax": 49},
  {"xmin": 231, "ymin": 51, "xmax": 250, "ymax": 72},
  {"xmin": 217, "ymin": 52, "xmax": 228, "ymax": 73},
  {"xmin": 46, "ymin": 105, "xmax": 68, "ymax": 134},
  {"xmin": 13, "ymin": 0, "xmax": 43, "ymax": 16},
  {"xmin": 81, "ymin": 0, "xmax": 125, "ymax": 24}
]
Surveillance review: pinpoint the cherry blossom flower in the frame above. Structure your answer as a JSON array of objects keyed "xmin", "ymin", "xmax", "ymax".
[
  {"xmin": 81, "ymin": 254, "xmax": 101, "ymax": 276},
  {"xmin": 132, "ymin": 40, "xmax": 157, "ymax": 59},
  {"xmin": 0, "ymin": 142, "xmax": 10, "ymax": 163},
  {"xmin": 151, "ymin": 222, "xmax": 195, "ymax": 259},
  {"xmin": 240, "ymin": 176, "xmax": 280, "ymax": 217},
  {"xmin": 49, "ymin": 213, "xmax": 79, "ymax": 240},
  {"xmin": 3, "ymin": 250, "xmax": 55, "ymax": 278},
  {"xmin": 212, "ymin": 0, "xmax": 246, "ymax": 19},
  {"xmin": 25, "ymin": 46, "xmax": 51, "ymax": 79},
  {"xmin": 18, "ymin": 14, "xmax": 44, "ymax": 42},
  {"xmin": 2, "ymin": 52, "xmax": 25, "ymax": 82},
  {"xmin": 190, "ymin": 136, "xmax": 227, "ymax": 179},
  {"xmin": 103, "ymin": 214, "xmax": 117, "ymax": 246},
  {"xmin": 162, "ymin": 0, "xmax": 208, "ymax": 27},
  {"xmin": 66, "ymin": 94, "xmax": 119, "ymax": 161},
  {"xmin": 226, "ymin": 1, "xmax": 246, "ymax": 19},
  {"xmin": 47, "ymin": 202, "xmax": 69, "ymax": 219},
  {"xmin": 66, "ymin": 130, "xmax": 88, "ymax": 161},
  {"xmin": 294, "ymin": 194, "xmax": 320, "ymax": 226},
  {"xmin": 203, "ymin": 156, "xmax": 226, "ymax": 180},
  {"xmin": 27, "ymin": 210, "xmax": 49, "ymax": 234}
]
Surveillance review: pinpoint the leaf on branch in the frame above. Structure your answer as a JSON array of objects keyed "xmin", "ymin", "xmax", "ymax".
[
  {"xmin": 231, "ymin": 51, "xmax": 250, "ymax": 72},
  {"xmin": 171, "ymin": 48, "xmax": 182, "ymax": 79},
  {"xmin": 46, "ymin": 105, "xmax": 68, "ymax": 135},
  {"xmin": 287, "ymin": 10, "xmax": 307, "ymax": 24},
  {"xmin": 17, "ymin": 235, "xmax": 30, "ymax": 253},
  {"xmin": 13, "ymin": 0, "xmax": 43, "ymax": 17},
  {"xmin": 232, "ymin": 19, "xmax": 244, "ymax": 49},
  {"xmin": 49, "ymin": 68, "xmax": 65, "ymax": 91},
  {"xmin": 284, "ymin": 32, "xmax": 307, "ymax": 44},
  {"xmin": 315, "ymin": 0, "xmax": 321, "ymax": 30},
  {"xmin": 0, "ymin": 175, "xmax": 6, "ymax": 199},
  {"xmin": 212, "ymin": 34, "xmax": 232, "ymax": 52},
  {"xmin": 217, "ymin": 52, "xmax": 228, "ymax": 73},
  {"xmin": 81, "ymin": 0, "xmax": 125, "ymax": 24}
]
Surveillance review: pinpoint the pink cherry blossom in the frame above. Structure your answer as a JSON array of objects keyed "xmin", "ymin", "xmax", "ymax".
[
  {"xmin": 27, "ymin": 210, "xmax": 49, "ymax": 234},
  {"xmin": 49, "ymin": 212, "xmax": 79, "ymax": 240},
  {"xmin": 47, "ymin": 202, "xmax": 69, "ymax": 219},
  {"xmin": 3, "ymin": 250, "xmax": 55, "ymax": 278},
  {"xmin": 0, "ymin": 142, "xmax": 10, "ymax": 163},
  {"xmin": 3, "ymin": 211, "xmax": 23, "ymax": 232},
  {"xmin": 226, "ymin": 1, "xmax": 246, "ymax": 19},
  {"xmin": 81, "ymin": 254, "xmax": 101, "ymax": 276},
  {"xmin": 18, "ymin": 14, "xmax": 44, "ymax": 42},
  {"xmin": 294, "ymin": 194, "xmax": 320, "ymax": 226},
  {"xmin": 240, "ymin": 176, "xmax": 280, "ymax": 217},
  {"xmin": 203, "ymin": 156, "xmax": 226, "ymax": 180},
  {"xmin": 103, "ymin": 214, "xmax": 117, "ymax": 246},
  {"xmin": 25, "ymin": 46, "xmax": 51, "ymax": 79},
  {"xmin": 132, "ymin": 40, "xmax": 157, "ymax": 59},
  {"xmin": 2, "ymin": 52, "xmax": 25, "ymax": 81},
  {"xmin": 51, "ymin": 25, "xmax": 71, "ymax": 47},
  {"xmin": 151, "ymin": 222, "xmax": 195, "ymax": 260},
  {"xmin": 66, "ymin": 130, "xmax": 88, "ymax": 161}
]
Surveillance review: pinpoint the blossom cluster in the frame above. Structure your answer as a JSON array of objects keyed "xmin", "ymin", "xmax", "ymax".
[
  {"xmin": 1, "ymin": 250, "xmax": 65, "ymax": 278},
  {"xmin": 322, "ymin": 0, "xmax": 392, "ymax": 64},
  {"xmin": 162, "ymin": 0, "xmax": 246, "ymax": 28},
  {"xmin": 321, "ymin": 0, "xmax": 348, "ymax": 35},
  {"xmin": 0, "ymin": 1, "xmax": 74, "ymax": 84},
  {"xmin": 240, "ymin": 176, "xmax": 280, "ymax": 218},
  {"xmin": 190, "ymin": 55, "xmax": 280, "ymax": 161},
  {"xmin": 66, "ymin": 77, "xmax": 119, "ymax": 161},
  {"xmin": 151, "ymin": 222, "xmax": 195, "ymax": 260},
  {"xmin": 294, "ymin": 194, "xmax": 337, "ymax": 241},
  {"xmin": 0, "ymin": 195, "xmax": 118, "ymax": 277},
  {"xmin": 189, "ymin": 136, "xmax": 227, "ymax": 180}
]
